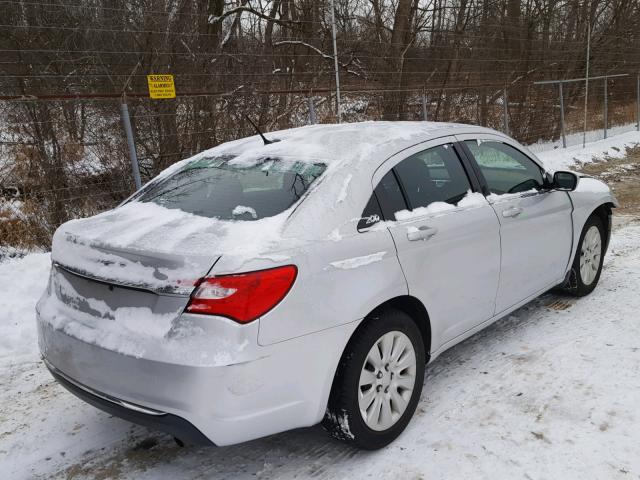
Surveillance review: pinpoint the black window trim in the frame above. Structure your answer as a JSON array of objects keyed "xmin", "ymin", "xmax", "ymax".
[
  {"xmin": 391, "ymin": 167, "xmax": 413, "ymax": 211},
  {"xmin": 456, "ymin": 140, "xmax": 491, "ymax": 196},
  {"xmin": 452, "ymin": 142, "xmax": 484, "ymax": 195}
]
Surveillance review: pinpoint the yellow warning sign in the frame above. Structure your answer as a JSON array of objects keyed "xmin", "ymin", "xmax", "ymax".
[{"xmin": 147, "ymin": 74, "xmax": 176, "ymax": 99}]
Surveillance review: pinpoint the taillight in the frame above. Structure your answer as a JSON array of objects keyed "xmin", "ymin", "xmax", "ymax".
[{"xmin": 185, "ymin": 265, "xmax": 297, "ymax": 323}]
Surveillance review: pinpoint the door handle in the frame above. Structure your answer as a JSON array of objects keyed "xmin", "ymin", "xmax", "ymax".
[
  {"xmin": 407, "ymin": 225, "xmax": 438, "ymax": 241},
  {"xmin": 502, "ymin": 207, "xmax": 523, "ymax": 218}
]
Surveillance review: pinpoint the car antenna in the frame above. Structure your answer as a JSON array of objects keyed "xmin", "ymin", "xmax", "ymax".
[{"xmin": 245, "ymin": 116, "xmax": 280, "ymax": 145}]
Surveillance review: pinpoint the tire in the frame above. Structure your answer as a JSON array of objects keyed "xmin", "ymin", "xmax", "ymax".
[
  {"xmin": 566, "ymin": 215, "xmax": 605, "ymax": 297},
  {"xmin": 322, "ymin": 308, "xmax": 425, "ymax": 450}
]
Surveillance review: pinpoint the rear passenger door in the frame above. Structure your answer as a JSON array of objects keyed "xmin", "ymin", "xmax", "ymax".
[
  {"xmin": 371, "ymin": 138, "xmax": 501, "ymax": 351},
  {"xmin": 458, "ymin": 134, "xmax": 573, "ymax": 313}
]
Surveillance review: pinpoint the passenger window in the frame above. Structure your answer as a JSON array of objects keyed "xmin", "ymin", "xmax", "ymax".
[
  {"xmin": 465, "ymin": 140, "xmax": 544, "ymax": 195},
  {"xmin": 373, "ymin": 170, "xmax": 407, "ymax": 221},
  {"xmin": 394, "ymin": 144, "xmax": 472, "ymax": 209}
]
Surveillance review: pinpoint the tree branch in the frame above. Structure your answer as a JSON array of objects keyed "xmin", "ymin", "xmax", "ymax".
[
  {"xmin": 273, "ymin": 41, "xmax": 365, "ymax": 78},
  {"xmin": 208, "ymin": 6, "xmax": 292, "ymax": 28}
]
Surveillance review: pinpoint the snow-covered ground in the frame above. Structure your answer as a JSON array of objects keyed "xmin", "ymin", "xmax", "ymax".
[
  {"xmin": 532, "ymin": 127, "xmax": 640, "ymax": 171},
  {"xmin": 528, "ymin": 122, "xmax": 639, "ymax": 154},
  {"xmin": 2, "ymin": 131, "xmax": 640, "ymax": 479}
]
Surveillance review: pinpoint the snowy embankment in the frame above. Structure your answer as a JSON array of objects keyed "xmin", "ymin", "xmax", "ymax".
[
  {"xmin": 533, "ymin": 128, "xmax": 640, "ymax": 171},
  {"xmin": 1, "ymin": 129, "xmax": 640, "ymax": 479},
  {"xmin": 528, "ymin": 122, "xmax": 640, "ymax": 155}
]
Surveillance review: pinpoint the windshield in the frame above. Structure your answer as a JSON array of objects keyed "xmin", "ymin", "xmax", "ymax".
[{"xmin": 134, "ymin": 155, "xmax": 326, "ymax": 220}]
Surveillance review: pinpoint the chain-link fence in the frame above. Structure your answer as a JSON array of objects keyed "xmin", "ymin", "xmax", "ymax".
[{"xmin": 2, "ymin": 77, "xmax": 639, "ymax": 256}]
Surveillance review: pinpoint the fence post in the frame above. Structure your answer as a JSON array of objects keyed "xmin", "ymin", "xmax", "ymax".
[
  {"xmin": 422, "ymin": 94, "xmax": 428, "ymax": 121},
  {"xmin": 330, "ymin": 0, "xmax": 341, "ymax": 123},
  {"xmin": 503, "ymin": 88, "xmax": 509, "ymax": 135},
  {"xmin": 120, "ymin": 99, "xmax": 142, "ymax": 191},
  {"xmin": 308, "ymin": 97, "xmax": 317, "ymax": 125},
  {"xmin": 603, "ymin": 78, "xmax": 608, "ymax": 139},
  {"xmin": 637, "ymin": 74, "xmax": 639, "ymax": 132},
  {"xmin": 559, "ymin": 82, "xmax": 566, "ymax": 148}
]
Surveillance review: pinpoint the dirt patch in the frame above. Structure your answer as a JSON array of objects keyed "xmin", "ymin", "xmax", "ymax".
[{"xmin": 575, "ymin": 144, "xmax": 640, "ymax": 224}]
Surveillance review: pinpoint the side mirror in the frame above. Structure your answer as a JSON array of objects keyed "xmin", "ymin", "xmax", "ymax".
[{"xmin": 552, "ymin": 171, "xmax": 578, "ymax": 191}]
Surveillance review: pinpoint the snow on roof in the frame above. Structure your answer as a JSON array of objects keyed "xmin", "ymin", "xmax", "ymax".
[
  {"xmin": 221, "ymin": 121, "xmax": 491, "ymax": 165},
  {"xmin": 156, "ymin": 122, "xmax": 493, "ymax": 181}
]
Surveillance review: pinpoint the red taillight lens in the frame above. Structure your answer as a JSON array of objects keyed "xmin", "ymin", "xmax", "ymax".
[{"xmin": 185, "ymin": 265, "xmax": 297, "ymax": 323}]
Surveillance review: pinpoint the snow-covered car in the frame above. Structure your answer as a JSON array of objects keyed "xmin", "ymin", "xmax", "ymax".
[{"xmin": 36, "ymin": 121, "xmax": 617, "ymax": 450}]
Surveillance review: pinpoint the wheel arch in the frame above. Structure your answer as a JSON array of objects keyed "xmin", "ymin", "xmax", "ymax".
[
  {"xmin": 562, "ymin": 201, "xmax": 614, "ymax": 291},
  {"xmin": 591, "ymin": 202, "xmax": 615, "ymax": 253},
  {"xmin": 568, "ymin": 201, "xmax": 615, "ymax": 271},
  {"xmin": 339, "ymin": 295, "xmax": 432, "ymax": 367},
  {"xmin": 382, "ymin": 296, "xmax": 432, "ymax": 359},
  {"xmin": 321, "ymin": 295, "xmax": 431, "ymax": 443}
]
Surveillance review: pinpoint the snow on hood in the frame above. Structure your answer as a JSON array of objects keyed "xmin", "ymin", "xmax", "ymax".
[{"xmin": 51, "ymin": 201, "xmax": 291, "ymax": 293}]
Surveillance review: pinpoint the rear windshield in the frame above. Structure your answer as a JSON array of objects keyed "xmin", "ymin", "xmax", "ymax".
[{"xmin": 134, "ymin": 155, "xmax": 326, "ymax": 220}]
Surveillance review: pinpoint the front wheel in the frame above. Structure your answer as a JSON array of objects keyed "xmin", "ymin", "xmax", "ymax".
[
  {"xmin": 322, "ymin": 308, "xmax": 425, "ymax": 450},
  {"xmin": 567, "ymin": 215, "xmax": 605, "ymax": 296}
]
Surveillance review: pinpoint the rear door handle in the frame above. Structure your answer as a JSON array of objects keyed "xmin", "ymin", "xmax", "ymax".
[
  {"xmin": 502, "ymin": 207, "xmax": 523, "ymax": 218},
  {"xmin": 407, "ymin": 225, "xmax": 438, "ymax": 241}
]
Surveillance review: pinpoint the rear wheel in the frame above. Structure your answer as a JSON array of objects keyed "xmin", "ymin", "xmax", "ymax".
[
  {"xmin": 567, "ymin": 215, "xmax": 605, "ymax": 296},
  {"xmin": 323, "ymin": 308, "xmax": 425, "ymax": 450}
]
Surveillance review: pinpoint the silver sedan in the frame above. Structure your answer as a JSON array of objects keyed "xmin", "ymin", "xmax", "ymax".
[{"xmin": 37, "ymin": 121, "xmax": 617, "ymax": 450}]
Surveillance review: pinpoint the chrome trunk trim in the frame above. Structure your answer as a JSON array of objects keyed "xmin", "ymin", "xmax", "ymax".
[{"xmin": 52, "ymin": 262, "xmax": 191, "ymax": 297}]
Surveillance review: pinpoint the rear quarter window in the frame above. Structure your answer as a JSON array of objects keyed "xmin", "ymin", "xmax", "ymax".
[{"xmin": 357, "ymin": 194, "xmax": 383, "ymax": 231}]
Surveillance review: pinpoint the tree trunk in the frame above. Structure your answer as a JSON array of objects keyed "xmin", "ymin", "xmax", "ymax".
[{"xmin": 382, "ymin": 0, "xmax": 416, "ymax": 120}]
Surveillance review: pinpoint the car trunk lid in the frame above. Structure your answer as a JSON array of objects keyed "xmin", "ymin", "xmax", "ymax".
[{"xmin": 51, "ymin": 202, "xmax": 224, "ymax": 296}]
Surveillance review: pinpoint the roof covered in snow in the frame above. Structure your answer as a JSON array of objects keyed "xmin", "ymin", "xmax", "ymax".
[
  {"xmin": 215, "ymin": 121, "xmax": 496, "ymax": 166},
  {"xmin": 156, "ymin": 121, "xmax": 500, "ymax": 183}
]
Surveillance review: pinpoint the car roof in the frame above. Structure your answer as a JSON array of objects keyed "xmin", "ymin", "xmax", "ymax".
[
  {"xmin": 175, "ymin": 121, "xmax": 497, "ymax": 171},
  {"xmin": 247, "ymin": 120, "xmax": 491, "ymax": 157},
  {"xmin": 149, "ymin": 121, "xmax": 505, "ymax": 191}
]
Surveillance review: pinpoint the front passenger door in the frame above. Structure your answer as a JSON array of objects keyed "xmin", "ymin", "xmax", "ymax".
[{"xmin": 459, "ymin": 136, "xmax": 573, "ymax": 313}]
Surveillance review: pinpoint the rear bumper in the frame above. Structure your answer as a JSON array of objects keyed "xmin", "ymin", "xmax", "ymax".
[
  {"xmin": 37, "ymin": 304, "xmax": 359, "ymax": 446},
  {"xmin": 45, "ymin": 358, "xmax": 214, "ymax": 445}
]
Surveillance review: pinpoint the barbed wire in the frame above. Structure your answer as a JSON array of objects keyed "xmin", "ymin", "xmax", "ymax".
[
  {"xmin": 7, "ymin": 48, "xmax": 627, "ymax": 63},
  {"xmin": 5, "ymin": 20, "xmax": 640, "ymax": 46}
]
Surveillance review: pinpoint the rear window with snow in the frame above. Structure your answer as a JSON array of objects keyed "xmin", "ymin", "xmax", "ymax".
[{"xmin": 133, "ymin": 155, "xmax": 326, "ymax": 220}]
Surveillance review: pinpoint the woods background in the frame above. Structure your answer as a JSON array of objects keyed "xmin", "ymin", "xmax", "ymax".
[{"xmin": 1, "ymin": 0, "xmax": 640, "ymax": 251}]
